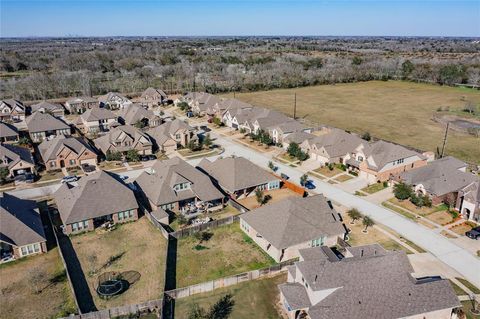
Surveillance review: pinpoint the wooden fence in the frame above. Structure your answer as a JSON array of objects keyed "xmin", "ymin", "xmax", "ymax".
[
  {"xmin": 164, "ymin": 259, "xmax": 296, "ymax": 300},
  {"xmin": 170, "ymin": 215, "xmax": 240, "ymax": 239},
  {"xmin": 61, "ymin": 299, "xmax": 163, "ymax": 319}
]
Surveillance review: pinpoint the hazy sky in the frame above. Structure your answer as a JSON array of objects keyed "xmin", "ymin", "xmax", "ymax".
[{"xmin": 1, "ymin": 0, "xmax": 479, "ymax": 37}]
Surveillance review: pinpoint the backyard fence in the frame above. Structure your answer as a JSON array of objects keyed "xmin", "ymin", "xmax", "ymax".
[
  {"xmin": 170, "ymin": 215, "xmax": 240, "ymax": 239},
  {"xmin": 145, "ymin": 210, "xmax": 170, "ymax": 239},
  {"xmin": 164, "ymin": 259, "xmax": 296, "ymax": 300},
  {"xmin": 61, "ymin": 298, "xmax": 163, "ymax": 319},
  {"xmin": 228, "ymin": 198, "xmax": 249, "ymax": 213}
]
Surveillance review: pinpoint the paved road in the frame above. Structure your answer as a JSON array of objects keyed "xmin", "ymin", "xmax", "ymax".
[{"xmin": 209, "ymin": 131, "xmax": 480, "ymax": 288}]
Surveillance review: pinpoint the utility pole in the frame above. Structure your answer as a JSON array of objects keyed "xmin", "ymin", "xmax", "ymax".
[
  {"xmin": 440, "ymin": 122, "xmax": 449, "ymax": 158},
  {"xmin": 193, "ymin": 76, "xmax": 196, "ymax": 92},
  {"xmin": 293, "ymin": 93, "xmax": 297, "ymax": 119}
]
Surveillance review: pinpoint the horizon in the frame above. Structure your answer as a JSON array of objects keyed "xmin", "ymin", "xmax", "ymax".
[{"xmin": 1, "ymin": 0, "xmax": 479, "ymax": 38}]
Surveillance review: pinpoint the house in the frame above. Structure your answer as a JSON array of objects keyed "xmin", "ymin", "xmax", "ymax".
[
  {"xmin": 269, "ymin": 120, "xmax": 311, "ymax": 144},
  {"xmin": 39, "ymin": 136, "xmax": 97, "ymax": 171},
  {"xmin": 26, "ymin": 112, "xmax": 71, "ymax": 143},
  {"xmin": 0, "ymin": 193, "xmax": 47, "ymax": 260},
  {"xmin": 0, "ymin": 99, "xmax": 26, "ymax": 122},
  {"xmin": 279, "ymin": 244, "xmax": 460, "ymax": 319},
  {"xmin": 198, "ymin": 156, "xmax": 281, "ymax": 199},
  {"xmin": 398, "ymin": 156, "xmax": 476, "ymax": 206},
  {"xmin": 0, "ymin": 144, "xmax": 36, "ymax": 178},
  {"xmin": 98, "ymin": 92, "xmax": 132, "ymax": 110},
  {"xmin": 240, "ymin": 195, "xmax": 346, "ymax": 262},
  {"xmin": 146, "ymin": 119, "xmax": 196, "ymax": 152},
  {"xmin": 30, "ymin": 101, "xmax": 65, "ymax": 119},
  {"xmin": 53, "ymin": 170, "xmax": 139, "ymax": 234},
  {"xmin": 348, "ymin": 140, "xmax": 427, "ymax": 183},
  {"xmin": 139, "ymin": 87, "xmax": 168, "ymax": 108},
  {"xmin": 457, "ymin": 181, "xmax": 480, "ymax": 222},
  {"xmin": 282, "ymin": 131, "xmax": 316, "ymax": 150},
  {"xmin": 301, "ymin": 128, "xmax": 367, "ymax": 165},
  {"xmin": 0, "ymin": 122, "xmax": 19, "ymax": 143},
  {"xmin": 118, "ymin": 104, "xmax": 162, "ymax": 128},
  {"xmin": 135, "ymin": 157, "xmax": 225, "ymax": 216},
  {"xmin": 94, "ymin": 125, "xmax": 153, "ymax": 156},
  {"xmin": 221, "ymin": 99, "xmax": 254, "ymax": 128},
  {"xmin": 189, "ymin": 93, "xmax": 222, "ymax": 116},
  {"xmin": 65, "ymin": 97, "xmax": 98, "ymax": 114},
  {"xmin": 77, "ymin": 108, "xmax": 118, "ymax": 134}
]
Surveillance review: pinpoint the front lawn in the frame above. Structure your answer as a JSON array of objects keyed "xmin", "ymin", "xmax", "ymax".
[
  {"xmin": 237, "ymin": 188, "xmax": 301, "ymax": 210},
  {"xmin": 71, "ymin": 217, "xmax": 167, "ymax": 309},
  {"xmin": 313, "ymin": 166, "xmax": 344, "ymax": 178},
  {"xmin": 361, "ymin": 182, "xmax": 387, "ymax": 194},
  {"xmin": 174, "ymin": 273, "xmax": 286, "ymax": 319},
  {"xmin": 388, "ymin": 198, "xmax": 448, "ymax": 217},
  {"xmin": 176, "ymin": 222, "xmax": 275, "ymax": 288},
  {"xmin": 449, "ymin": 221, "xmax": 477, "ymax": 236},
  {"xmin": 0, "ymin": 248, "xmax": 76, "ymax": 319},
  {"xmin": 425, "ymin": 210, "xmax": 456, "ymax": 226},
  {"xmin": 334, "ymin": 174, "xmax": 354, "ymax": 183}
]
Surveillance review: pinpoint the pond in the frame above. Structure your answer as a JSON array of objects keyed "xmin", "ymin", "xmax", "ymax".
[{"xmin": 450, "ymin": 119, "xmax": 480, "ymax": 130}]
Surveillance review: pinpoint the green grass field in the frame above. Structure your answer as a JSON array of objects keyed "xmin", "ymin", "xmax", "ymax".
[
  {"xmin": 174, "ymin": 273, "xmax": 285, "ymax": 319},
  {"xmin": 225, "ymin": 81, "xmax": 480, "ymax": 163}
]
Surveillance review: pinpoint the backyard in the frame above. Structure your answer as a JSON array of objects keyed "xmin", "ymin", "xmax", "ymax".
[
  {"xmin": 237, "ymin": 188, "xmax": 301, "ymax": 210},
  {"xmin": 226, "ymin": 81, "xmax": 480, "ymax": 163},
  {"xmin": 176, "ymin": 222, "xmax": 276, "ymax": 287},
  {"xmin": 71, "ymin": 217, "xmax": 167, "ymax": 309},
  {"xmin": 0, "ymin": 248, "xmax": 76, "ymax": 319},
  {"xmin": 170, "ymin": 204, "xmax": 241, "ymax": 231},
  {"xmin": 174, "ymin": 273, "xmax": 285, "ymax": 319}
]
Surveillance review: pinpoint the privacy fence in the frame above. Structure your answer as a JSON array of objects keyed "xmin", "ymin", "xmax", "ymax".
[{"xmin": 61, "ymin": 299, "xmax": 164, "ymax": 319}]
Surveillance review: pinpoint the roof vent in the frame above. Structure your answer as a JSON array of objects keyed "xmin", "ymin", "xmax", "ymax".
[
  {"xmin": 314, "ymin": 275, "xmax": 318, "ymax": 283},
  {"xmin": 360, "ymin": 249, "xmax": 364, "ymax": 257}
]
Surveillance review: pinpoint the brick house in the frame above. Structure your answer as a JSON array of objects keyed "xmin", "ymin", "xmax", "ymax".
[
  {"xmin": 39, "ymin": 136, "xmax": 97, "ymax": 171},
  {"xmin": 0, "ymin": 99, "xmax": 26, "ymax": 122},
  {"xmin": 138, "ymin": 87, "xmax": 168, "ymax": 108},
  {"xmin": 0, "ymin": 144, "xmax": 37, "ymax": 178},
  {"xmin": 53, "ymin": 171, "xmax": 139, "ymax": 235},
  {"xmin": 146, "ymin": 119, "xmax": 196, "ymax": 152},
  {"xmin": 0, "ymin": 193, "xmax": 47, "ymax": 260},
  {"xmin": 94, "ymin": 125, "xmax": 153, "ymax": 156}
]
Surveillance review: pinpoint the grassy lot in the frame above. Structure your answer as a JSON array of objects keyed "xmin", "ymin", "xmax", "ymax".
[
  {"xmin": 388, "ymin": 198, "xmax": 448, "ymax": 217},
  {"xmin": 343, "ymin": 213, "xmax": 413, "ymax": 254},
  {"xmin": 361, "ymin": 182, "xmax": 387, "ymax": 194},
  {"xmin": 176, "ymin": 222, "xmax": 275, "ymax": 288},
  {"xmin": 334, "ymin": 174, "xmax": 354, "ymax": 183},
  {"xmin": 313, "ymin": 166, "xmax": 344, "ymax": 178},
  {"xmin": 455, "ymin": 277, "xmax": 480, "ymax": 294},
  {"xmin": 237, "ymin": 188, "xmax": 301, "ymax": 210},
  {"xmin": 175, "ymin": 273, "xmax": 285, "ymax": 319},
  {"xmin": 0, "ymin": 248, "xmax": 76, "ymax": 319},
  {"xmin": 71, "ymin": 217, "xmax": 167, "ymax": 309},
  {"xmin": 226, "ymin": 81, "xmax": 480, "ymax": 163}
]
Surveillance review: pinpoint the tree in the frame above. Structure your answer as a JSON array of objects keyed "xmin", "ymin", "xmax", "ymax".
[
  {"xmin": 444, "ymin": 192, "xmax": 457, "ymax": 209},
  {"xmin": 463, "ymin": 101, "xmax": 477, "ymax": 115},
  {"xmin": 255, "ymin": 189, "xmax": 264, "ymax": 205},
  {"xmin": 213, "ymin": 117, "xmax": 222, "ymax": 127},
  {"xmin": 300, "ymin": 174, "xmax": 308, "ymax": 186},
  {"xmin": 208, "ymin": 294, "xmax": 235, "ymax": 319},
  {"xmin": 352, "ymin": 56, "xmax": 363, "ymax": 65},
  {"xmin": 393, "ymin": 182, "xmax": 412, "ymax": 200},
  {"xmin": 362, "ymin": 216, "xmax": 375, "ymax": 233},
  {"xmin": 17, "ymin": 136, "xmax": 31, "ymax": 147},
  {"xmin": 134, "ymin": 119, "xmax": 147, "ymax": 129},
  {"xmin": 203, "ymin": 134, "xmax": 212, "ymax": 149},
  {"xmin": 347, "ymin": 208, "xmax": 362, "ymax": 224},
  {"xmin": 178, "ymin": 101, "xmax": 189, "ymax": 111},
  {"xmin": 401, "ymin": 60, "xmax": 415, "ymax": 78},
  {"xmin": 125, "ymin": 149, "xmax": 139, "ymax": 162},
  {"xmin": 195, "ymin": 231, "xmax": 213, "ymax": 243},
  {"xmin": 188, "ymin": 303, "xmax": 207, "ymax": 319},
  {"xmin": 410, "ymin": 193, "xmax": 424, "ymax": 207},
  {"xmin": 177, "ymin": 214, "xmax": 188, "ymax": 226},
  {"xmin": 361, "ymin": 132, "xmax": 371, "ymax": 141},
  {"xmin": 287, "ymin": 142, "xmax": 300, "ymax": 157},
  {"xmin": 187, "ymin": 139, "xmax": 199, "ymax": 151},
  {"xmin": 105, "ymin": 150, "xmax": 122, "ymax": 161},
  {"xmin": 0, "ymin": 167, "xmax": 10, "ymax": 184}
]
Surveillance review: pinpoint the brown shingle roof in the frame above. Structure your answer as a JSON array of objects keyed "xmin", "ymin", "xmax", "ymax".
[{"xmin": 26, "ymin": 112, "xmax": 69, "ymax": 133}]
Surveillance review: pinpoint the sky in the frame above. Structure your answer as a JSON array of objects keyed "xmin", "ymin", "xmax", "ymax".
[{"xmin": 1, "ymin": 0, "xmax": 479, "ymax": 37}]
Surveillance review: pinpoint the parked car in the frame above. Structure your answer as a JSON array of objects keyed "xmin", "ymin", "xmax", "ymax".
[
  {"xmin": 81, "ymin": 163, "xmax": 96, "ymax": 173},
  {"xmin": 281, "ymin": 173, "xmax": 289, "ymax": 180},
  {"xmin": 61, "ymin": 175, "xmax": 78, "ymax": 184},
  {"xmin": 465, "ymin": 227, "xmax": 480, "ymax": 240},
  {"xmin": 305, "ymin": 180, "xmax": 316, "ymax": 189},
  {"xmin": 14, "ymin": 173, "xmax": 35, "ymax": 185}
]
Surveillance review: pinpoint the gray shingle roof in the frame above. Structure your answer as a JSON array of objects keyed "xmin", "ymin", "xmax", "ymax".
[
  {"xmin": 285, "ymin": 245, "xmax": 460, "ymax": 319},
  {"xmin": 26, "ymin": 112, "xmax": 70, "ymax": 133},
  {"xmin": 30, "ymin": 101, "xmax": 64, "ymax": 114},
  {"xmin": 366, "ymin": 140, "xmax": 423, "ymax": 170},
  {"xmin": 0, "ymin": 193, "xmax": 46, "ymax": 247},
  {"xmin": 283, "ymin": 131, "xmax": 316, "ymax": 145},
  {"xmin": 146, "ymin": 119, "xmax": 193, "ymax": 145},
  {"xmin": 53, "ymin": 170, "xmax": 138, "ymax": 224},
  {"xmin": 94, "ymin": 125, "xmax": 152, "ymax": 154},
  {"xmin": 305, "ymin": 128, "xmax": 367, "ymax": 158},
  {"xmin": 119, "ymin": 104, "xmax": 159, "ymax": 126},
  {"xmin": 198, "ymin": 156, "xmax": 280, "ymax": 193},
  {"xmin": 141, "ymin": 87, "xmax": 167, "ymax": 99},
  {"xmin": 38, "ymin": 136, "xmax": 96, "ymax": 162},
  {"xmin": 0, "ymin": 99, "xmax": 25, "ymax": 113},
  {"xmin": 400, "ymin": 156, "xmax": 477, "ymax": 196},
  {"xmin": 241, "ymin": 195, "xmax": 345, "ymax": 249},
  {"xmin": 0, "ymin": 144, "xmax": 35, "ymax": 170},
  {"xmin": 278, "ymin": 283, "xmax": 311, "ymax": 310},
  {"xmin": 80, "ymin": 107, "xmax": 117, "ymax": 122},
  {"xmin": 136, "ymin": 157, "xmax": 224, "ymax": 207},
  {"xmin": 0, "ymin": 121, "xmax": 19, "ymax": 138}
]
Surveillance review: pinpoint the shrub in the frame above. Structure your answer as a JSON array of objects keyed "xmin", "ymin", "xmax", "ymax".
[
  {"xmin": 393, "ymin": 182, "xmax": 412, "ymax": 200},
  {"xmin": 105, "ymin": 150, "xmax": 122, "ymax": 161},
  {"xmin": 327, "ymin": 163, "xmax": 334, "ymax": 171},
  {"xmin": 125, "ymin": 149, "xmax": 139, "ymax": 162}
]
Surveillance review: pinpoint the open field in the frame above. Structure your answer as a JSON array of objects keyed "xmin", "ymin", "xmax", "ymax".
[
  {"xmin": 176, "ymin": 223, "xmax": 275, "ymax": 288},
  {"xmin": 174, "ymin": 273, "xmax": 285, "ymax": 319},
  {"xmin": 227, "ymin": 81, "xmax": 480, "ymax": 163},
  {"xmin": 0, "ymin": 248, "xmax": 76, "ymax": 319},
  {"xmin": 237, "ymin": 188, "xmax": 301, "ymax": 210},
  {"xmin": 71, "ymin": 217, "xmax": 167, "ymax": 309}
]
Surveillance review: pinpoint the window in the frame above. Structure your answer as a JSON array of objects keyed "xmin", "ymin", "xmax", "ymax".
[
  {"xmin": 118, "ymin": 210, "xmax": 134, "ymax": 221},
  {"xmin": 161, "ymin": 203, "xmax": 175, "ymax": 211},
  {"xmin": 69, "ymin": 159, "xmax": 76, "ymax": 165},
  {"xmin": 71, "ymin": 220, "xmax": 88, "ymax": 232},
  {"xmin": 311, "ymin": 237, "xmax": 325, "ymax": 247},
  {"xmin": 396, "ymin": 158, "xmax": 404, "ymax": 165},
  {"xmin": 50, "ymin": 161, "xmax": 56, "ymax": 168},
  {"xmin": 20, "ymin": 243, "xmax": 41, "ymax": 257},
  {"xmin": 175, "ymin": 134, "xmax": 181, "ymax": 140}
]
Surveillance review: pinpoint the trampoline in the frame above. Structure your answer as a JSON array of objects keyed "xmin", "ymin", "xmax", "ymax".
[{"xmin": 96, "ymin": 270, "xmax": 140, "ymax": 299}]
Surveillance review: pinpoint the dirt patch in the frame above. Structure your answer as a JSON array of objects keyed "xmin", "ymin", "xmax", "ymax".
[
  {"xmin": 0, "ymin": 248, "xmax": 76, "ymax": 319},
  {"xmin": 449, "ymin": 222, "xmax": 476, "ymax": 235},
  {"xmin": 425, "ymin": 210, "xmax": 455, "ymax": 226},
  {"xmin": 237, "ymin": 188, "xmax": 301, "ymax": 210},
  {"xmin": 71, "ymin": 217, "xmax": 167, "ymax": 309}
]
